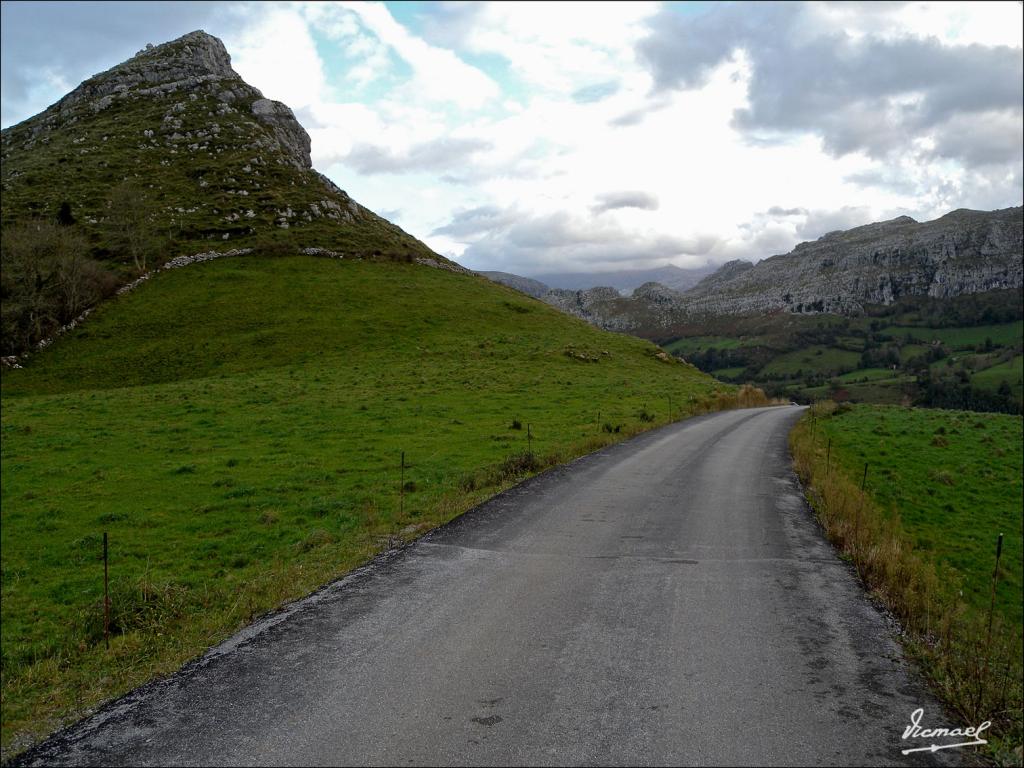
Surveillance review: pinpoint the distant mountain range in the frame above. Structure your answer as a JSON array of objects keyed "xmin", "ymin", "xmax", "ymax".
[
  {"xmin": 534, "ymin": 207, "xmax": 1023, "ymax": 332},
  {"xmin": 530, "ymin": 264, "xmax": 717, "ymax": 294},
  {"xmin": 476, "ymin": 271, "xmax": 551, "ymax": 298},
  {"xmin": 477, "ymin": 264, "xmax": 717, "ymax": 298}
]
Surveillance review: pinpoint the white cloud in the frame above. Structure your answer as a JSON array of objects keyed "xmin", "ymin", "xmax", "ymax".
[
  {"xmin": 222, "ymin": 7, "xmax": 326, "ymax": 110},
  {"xmin": 457, "ymin": 1, "xmax": 660, "ymax": 95},
  {"xmin": 331, "ymin": 1, "xmax": 500, "ymax": 109}
]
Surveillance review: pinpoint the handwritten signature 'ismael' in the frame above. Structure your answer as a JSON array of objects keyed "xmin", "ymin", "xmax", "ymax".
[{"xmin": 901, "ymin": 708, "xmax": 992, "ymax": 755}]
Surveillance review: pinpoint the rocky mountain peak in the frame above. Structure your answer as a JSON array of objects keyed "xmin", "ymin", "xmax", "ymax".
[
  {"xmin": 56, "ymin": 30, "xmax": 235, "ymax": 114},
  {"xmin": 132, "ymin": 30, "xmax": 235, "ymax": 78},
  {"xmin": 632, "ymin": 282, "xmax": 679, "ymax": 303},
  {"xmin": 1, "ymin": 29, "xmax": 442, "ymax": 273},
  {"xmin": 17, "ymin": 30, "xmax": 312, "ymax": 170}
]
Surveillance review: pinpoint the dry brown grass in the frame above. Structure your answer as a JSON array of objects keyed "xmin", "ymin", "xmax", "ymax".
[{"xmin": 691, "ymin": 383, "xmax": 783, "ymax": 414}]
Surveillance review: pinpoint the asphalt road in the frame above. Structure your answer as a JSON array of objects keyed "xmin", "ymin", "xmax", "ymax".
[{"xmin": 16, "ymin": 406, "xmax": 962, "ymax": 767}]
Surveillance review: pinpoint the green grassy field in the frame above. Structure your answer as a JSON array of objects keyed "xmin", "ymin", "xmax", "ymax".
[
  {"xmin": 836, "ymin": 367, "xmax": 897, "ymax": 383},
  {"xmin": 758, "ymin": 345, "xmax": 861, "ymax": 378},
  {"xmin": 817, "ymin": 405, "xmax": 1022, "ymax": 626},
  {"xmin": 792, "ymin": 403, "xmax": 1023, "ymax": 758},
  {"xmin": 658, "ymin": 297, "xmax": 1022, "ymax": 413},
  {"xmin": 972, "ymin": 354, "xmax": 1024, "ymax": 399},
  {"xmin": 0, "ymin": 254, "xmax": 732, "ymax": 754},
  {"xmin": 881, "ymin": 321, "xmax": 1023, "ymax": 350},
  {"xmin": 662, "ymin": 335, "xmax": 752, "ymax": 355}
]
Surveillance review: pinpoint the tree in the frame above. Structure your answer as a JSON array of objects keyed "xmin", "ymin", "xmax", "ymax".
[
  {"xmin": 56, "ymin": 201, "xmax": 76, "ymax": 226},
  {"xmin": 105, "ymin": 180, "xmax": 156, "ymax": 272},
  {"xmin": 1, "ymin": 220, "xmax": 110, "ymax": 354}
]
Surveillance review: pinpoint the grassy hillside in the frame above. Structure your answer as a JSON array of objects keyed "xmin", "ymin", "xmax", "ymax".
[
  {"xmin": 0, "ymin": 254, "xmax": 735, "ymax": 754},
  {"xmin": 0, "ymin": 32, "xmax": 430, "ymax": 264}
]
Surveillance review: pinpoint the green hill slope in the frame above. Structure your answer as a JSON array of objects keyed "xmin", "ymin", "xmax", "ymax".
[{"xmin": 0, "ymin": 253, "xmax": 736, "ymax": 753}]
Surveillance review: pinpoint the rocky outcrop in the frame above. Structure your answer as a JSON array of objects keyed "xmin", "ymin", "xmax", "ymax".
[
  {"xmin": 686, "ymin": 259, "xmax": 753, "ymax": 294},
  {"xmin": 250, "ymin": 98, "xmax": 311, "ymax": 169},
  {"xmin": 541, "ymin": 287, "xmax": 640, "ymax": 331},
  {"xmin": 53, "ymin": 32, "xmax": 235, "ymax": 112},
  {"xmin": 23, "ymin": 31, "xmax": 313, "ymax": 171},
  {"xmin": 683, "ymin": 207, "xmax": 1023, "ymax": 316}
]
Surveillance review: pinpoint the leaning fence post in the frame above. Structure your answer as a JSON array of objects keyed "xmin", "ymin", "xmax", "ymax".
[
  {"xmin": 986, "ymin": 533, "xmax": 1003, "ymax": 644},
  {"xmin": 527, "ymin": 424, "xmax": 532, "ymax": 456},
  {"xmin": 982, "ymin": 533, "xmax": 1004, "ymax": 706},
  {"xmin": 861, "ymin": 462, "xmax": 869, "ymax": 491},
  {"xmin": 102, "ymin": 532, "xmax": 109, "ymax": 651}
]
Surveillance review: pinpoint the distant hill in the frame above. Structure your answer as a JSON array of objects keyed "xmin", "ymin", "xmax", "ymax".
[
  {"xmin": 531, "ymin": 264, "xmax": 715, "ymax": 294},
  {"xmin": 476, "ymin": 271, "xmax": 549, "ymax": 298}
]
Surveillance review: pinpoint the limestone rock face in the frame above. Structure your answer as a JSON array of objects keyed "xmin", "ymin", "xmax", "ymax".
[
  {"xmin": 36, "ymin": 30, "xmax": 314, "ymax": 170},
  {"xmin": 541, "ymin": 287, "xmax": 641, "ymax": 331},
  {"xmin": 54, "ymin": 31, "xmax": 236, "ymax": 114},
  {"xmin": 250, "ymin": 99, "xmax": 311, "ymax": 169},
  {"xmin": 681, "ymin": 207, "xmax": 1023, "ymax": 317},
  {"xmin": 535, "ymin": 207, "xmax": 1023, "ymax": 332}
]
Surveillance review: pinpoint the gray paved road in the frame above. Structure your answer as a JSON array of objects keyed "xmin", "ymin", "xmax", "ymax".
[{"xmin": 16, "ymin": 406, "xmax": 962, "ymax": 767}]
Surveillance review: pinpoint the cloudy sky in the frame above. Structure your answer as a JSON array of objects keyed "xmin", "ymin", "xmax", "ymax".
[{"xmin": 2, "ymin": 1, "xmax": 1022, "ymax": 276}]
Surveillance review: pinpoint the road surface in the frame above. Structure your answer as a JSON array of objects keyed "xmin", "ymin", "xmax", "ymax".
[{"xmin": 16, "ymin": 406, "xmax": 961, "ymax": 766}]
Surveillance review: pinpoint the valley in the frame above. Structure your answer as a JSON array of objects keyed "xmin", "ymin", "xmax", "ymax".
[{"xmin": 659, "ymin": 290, "xmax": 1023, "ymax": 413}]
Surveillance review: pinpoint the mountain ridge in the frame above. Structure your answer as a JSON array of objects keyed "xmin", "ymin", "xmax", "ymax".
[{"xmin": 540, "ymin": 206, "xmax": 1023, "ymax": 331}]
